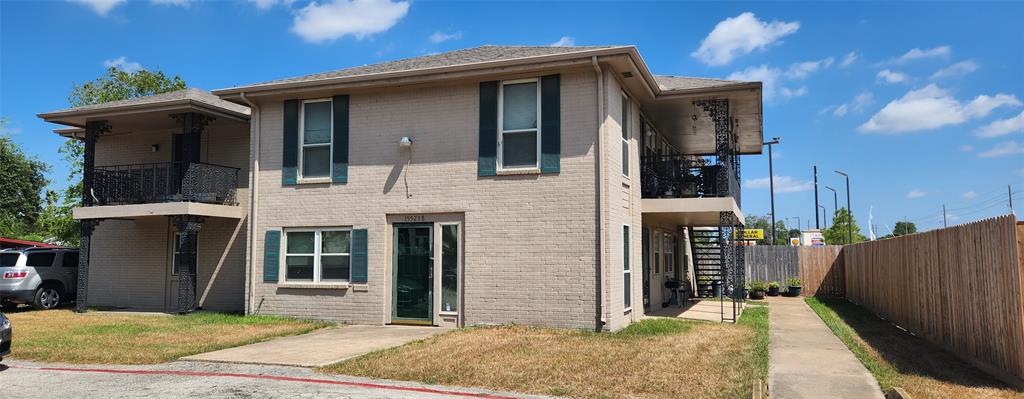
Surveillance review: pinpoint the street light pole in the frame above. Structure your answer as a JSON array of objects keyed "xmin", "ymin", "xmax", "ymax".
[
  {"xmin": 835, "ymin": 170, "xmax": 852, "ymax": 244},
  {"xmin": 813, "ymin": 166, "xmax": 820, "ymax": 229},
  {"xmin": 764, "ymin": 137, "xmax": 781, "ymax": 245},
  {"xmin": 825, "ymin": 186, "xmax": 838, "ymax": 228},
  {"xmin": 819, "ymin": 205, "xmax": 828, "ymax": 230}
]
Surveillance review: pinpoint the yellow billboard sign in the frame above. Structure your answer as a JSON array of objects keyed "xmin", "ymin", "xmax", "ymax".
[{"xmin": 733, "ymin": 229, "xmax": 764, "ymax": 240}]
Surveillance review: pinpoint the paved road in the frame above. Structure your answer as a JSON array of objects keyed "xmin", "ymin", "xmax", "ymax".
[
  {"xmin": 767, "ymin": 297, "xmax": 884, "ymax": 399},
  {"xmin": 0, "ymin": 360, "xmax": 551, "ymax": 399}
]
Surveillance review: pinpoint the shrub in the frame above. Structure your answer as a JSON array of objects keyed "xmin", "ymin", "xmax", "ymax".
[
  {"xmin": 768, "ymin": 281, "xmax": 780, "ymax": 289},
  {"xmin": 786, "ymin": 277, "xmax": 802, "ymax": 287},
  {"xmin": 750, "ymin": 280, "xmax": 769, "ymax": 292}
]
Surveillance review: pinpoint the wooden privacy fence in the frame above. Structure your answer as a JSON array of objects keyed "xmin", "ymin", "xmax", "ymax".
[
  {"xmin": 743, "ymin": 246, "xmax": 843, "ymax": 296},
  {"xmin": 843, "ymin": 215, "xmax": 1024, "ymax": 386}
]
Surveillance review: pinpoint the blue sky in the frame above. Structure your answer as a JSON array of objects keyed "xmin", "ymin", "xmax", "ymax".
[{"xmin": 2, "ymin": 1, "xmax": 1022, "ymax": 235}]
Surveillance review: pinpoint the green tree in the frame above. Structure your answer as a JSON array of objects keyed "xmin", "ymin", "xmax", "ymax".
[
  {"xmin": 892, "ymin": 221, "xmax": 917, "ymax": 236},
  {"xmin": 744, "ymin": 214, "xmax": 789, "ymax": 245},
  {"xmin": 0, "ymin": 120, "xmax": 51, "ymax": 240},
  {"xmin": 45, "ymin": 67, "xmax": 187, "ymax": 246},
  {"xmin": 823, "ymin": 208, "xmax": 868, "ymax": 245}
]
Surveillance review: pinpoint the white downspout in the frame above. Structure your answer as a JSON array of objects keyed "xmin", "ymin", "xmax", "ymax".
[
  {"xmin": 592, "ymin": 56, "xmax": 606, "ymax": 330},
  {"xmin": 240, "ymin": 92, "xmax": 260, "ymax": 315}
]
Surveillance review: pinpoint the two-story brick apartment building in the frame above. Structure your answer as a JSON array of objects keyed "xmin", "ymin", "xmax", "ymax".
[{"xmin": 39, "ymin": 45, "xmax": 762, "ymax": 331}]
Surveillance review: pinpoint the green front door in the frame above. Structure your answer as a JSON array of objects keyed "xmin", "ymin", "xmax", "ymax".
[{"xmin": 392, "ymin": 223, "xmax": 433, "ymax": 324}]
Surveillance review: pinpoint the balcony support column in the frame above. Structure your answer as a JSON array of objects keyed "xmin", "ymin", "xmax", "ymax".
[
  {"xmin": 82, "ymin": 121, "xmax": 110, "ymax": 207},
  {"xmin": 173, "ymin": 215, "xmax": 205, "ymax": 314},
  {"xmin": 695, "ymin": 99, "xmax": 740, "ymax": 207},
  {"xmin": 75, "ymin": 219, "xmax": 100, "ymax": 313}
]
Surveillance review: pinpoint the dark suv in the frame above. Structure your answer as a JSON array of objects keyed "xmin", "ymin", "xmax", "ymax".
[{"xmin": 0, "ymin": 248, "xmax": 79, "ymax": 310}]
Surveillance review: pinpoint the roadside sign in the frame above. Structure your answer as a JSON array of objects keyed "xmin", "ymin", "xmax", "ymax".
[
  {"xmin": 790, "ymin": 237, "xmax": 801, "ymax": 246},
  {"xmin": 733, "ymin": 229, "xmax": 764, "ymax": 240}
]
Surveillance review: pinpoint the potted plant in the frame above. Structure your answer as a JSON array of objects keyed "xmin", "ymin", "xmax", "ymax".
[
  {"xmin": 749, "ymin": 281, "xmax": 768, "ymax": 300},
  {"xmin": 767, "ymin": 281, "xmax": 781, "ymax": 296},
  {"xmin": 786, "ymin": 277, "xmax": 803, "ymax": 297}
]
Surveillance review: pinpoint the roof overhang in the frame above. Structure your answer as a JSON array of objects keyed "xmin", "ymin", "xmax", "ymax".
[
  {"xmin": 72, "ymin": 203, "xmax": 245, "ymax": 220},
  {"xmin": 641, "ymin": 197, "xmax": 745, "ymax": 227},
  {"xmin": 38, "ymin": 98, "xmax": 250, "ymax": 129}
]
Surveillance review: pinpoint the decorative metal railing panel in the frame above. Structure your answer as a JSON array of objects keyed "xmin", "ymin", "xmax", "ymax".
[
  {"xmin": 91, "ymin": 161, "xmax": 239, "ymax": 206},
  {"xmin": 640, "ymin": 155, "xmax": 739, "ymax": 201}
]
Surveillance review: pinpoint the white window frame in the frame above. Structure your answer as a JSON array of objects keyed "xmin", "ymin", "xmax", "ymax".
[
  {"xmin": 298, "ymin": 99, "xmax": 333, "ymax": 181},
  {"xmin": 621, "ymin": 92, "xmax": 630, "ymax": 177},
  {"xmin": 623, "ymin": 223, "xmax": 631, "ymax": 312},
  {"xmin": 653, "ymin": 229, "xmax": 661, "ymax": 274},
  {"xmin": 282, "ymin": 227, "xmax": 352, "ymax": 283},
  {"xmin": 497, "ymin": 78, "xmax": 542, "ymax": 171},
  {"xmin": 439, "ymin": 222, "xmax": 460, "ymax": 315},
  {"xmin": 664, "ymin": 233, "xmax": 674, "ymax": 274},
  {"xmin": 171, "ymin": 232, "xmax": 198, "ymax": 276}
]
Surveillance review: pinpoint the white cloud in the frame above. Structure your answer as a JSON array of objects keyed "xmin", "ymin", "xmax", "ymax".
[
  {"xmin": 786, "ymin": 57, "xmax": 834, "ymax": 79},
  {"xmin": 550, "ymin": 36, "xmax": 576, "ymax": 47},
  {"xmin": 691, "ymin": 12, "xmax": 799, "ymax": 66},
  {"xmin": 246, "ymin": 0, "xmax": 292, "ymax": 9},
  {"xmin": 975, "ymin": 111, "xmax": 1024, "ymax": 138},
  {"xmin": 780, "ymin": 85, "xmax": 808, "ymax": 98},
  {"xmin": 893, "ymin": 45, "xmax": 951, "ymax": 64},
  {"xmin": 69, "ymin": 0, "xmax": 126, "ymax": 16},
  {"xmin": 103, "ymin": 56, "xmax": 143, "ymax": 73},
  {"xmin": 978, "ymin": 141, "xmax": 1024, "ymax": 158},
  {"xmin": 906, "ymin": 189, "xmax": 926, "ymax": 199},
  {"xmin": 960, "ymin": 144, "xmax": 974, "ymax": 152},
  {"xmin": 876, "ymin": 69, "xmax": 907, "ymax": 84},
  {"xmin": 840, "ymin": 51, "xmax": 858, "ymax": 67},
  {"xmin": 745, "ymin": 175, "xmax": 814, "ymax": 193},
  {"xmin": 833, "ymin": 104, "xmax": 849, "ymax": 117},
  {"xmin": 830, "ymin": 91, "xmax": 873, "ymax": 118},
  {"xmin": 961, "ymin": 191, "xmax": 978, "ymax": 200},
  {"xmin": 291, "ymin": 0, "xmax": 410, "ymax": 43},
  {"xmin": 858, "ymin": 84, "xmax": 1022, "ymax": 134},
  {"xmin": 151, "ymin": 0, "xmax": 191, "ymax": 6},
  {"xmin": 428, "ymin": 30, "xmax": 462, "ymax": 44},
  {"xmin": 931, "ymin": 60, "xmax": 979, "ymax": 80},
  {"xmin": 727, "ymin": 65, "xmax": 781, "ymax": 99}
]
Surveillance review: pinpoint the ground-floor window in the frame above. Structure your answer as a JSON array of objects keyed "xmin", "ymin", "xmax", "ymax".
[
  {"xmin": 664, "ymin": 233, "xmax": 675, "ymax": 275},
  {"xmin": 623, "ymin": 224, "xmax": 631, "ymax": 310},
  {"xmin": 284, "ymin": 228, "xmax": 351, "ymax": 282},
  {"xmin": 172, "ymin": 232, "xmax": 197, "ymax": 275},
  {"xmin": 440, "ymin": 224, "xmax": 459, "ymax": 313}
]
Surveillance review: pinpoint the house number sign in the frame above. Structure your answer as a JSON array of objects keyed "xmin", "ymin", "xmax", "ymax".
[{"xmin": 404, "ymin": 215, "xmax": 425, "ymax": 222}]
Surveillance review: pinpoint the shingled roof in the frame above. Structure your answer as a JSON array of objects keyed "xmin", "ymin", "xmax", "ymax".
[
  {"xmin": 39, "ymin": 88, "xmax": 250, "ymax": 118},
  {"xmin": 653, "ymin": 75, "xmax": 751, "ymax": 92}
]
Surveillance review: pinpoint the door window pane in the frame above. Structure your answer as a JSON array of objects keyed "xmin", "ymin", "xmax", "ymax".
[
  {"xmin": 287, "ymin": 232, "xmax": 315, "ymax": 254},
  {"xmin": 441, "ymin": 224, "xmax": 458, "ymax": 313},
  {"xmin": 303, "ymin": 101, "xmax": 332, "ymax": 144},
  {"xmin": 502, "ymin": 82, "xmax": 537, "ymax": 130},
  {"xmin": 502, "ymin": 131, "xmax": 537, "ymax": 168},
  {"xmin": 321, "ymin": 255, "xmax": 350, "ymax": 281},
  {"xmin": 302, "ymin": 146, "xmax": 330, "ymax": 178},
  {"xmin": 322, "ymin": 231, "xmax": 351, "ymax": 253}
]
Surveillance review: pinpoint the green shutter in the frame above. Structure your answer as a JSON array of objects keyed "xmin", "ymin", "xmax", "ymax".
[
  {"xmin": 332, "ymin": 95, "xmax": 349, "ymax": 184},
  {"xmin": 478, "ymin": 81, "xmax": 498, "ymax": 176},
  {"xmin": 351, "ymin": 228, "xmax": 368, "ymax": 283},
  {"xmin": 540, "ymin": 74, "xmax": 561, "ymax": 173},
  {"xmin": 263, "ymin": 230, "xmax": 281, "ymax": 282},
  {"xmin": 282, "ymin": 100, "xmax": 299, "ymax": 186}
]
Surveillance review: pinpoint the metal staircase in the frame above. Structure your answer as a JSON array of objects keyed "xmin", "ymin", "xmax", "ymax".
[{"xmin": 689, "ymin": 227, "xmax": 725, "ymax": 297}]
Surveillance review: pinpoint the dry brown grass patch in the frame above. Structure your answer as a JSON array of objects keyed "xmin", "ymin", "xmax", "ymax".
[{"xmin": 6, "ymin": 309, "xmax": 329, "ymax": 364}]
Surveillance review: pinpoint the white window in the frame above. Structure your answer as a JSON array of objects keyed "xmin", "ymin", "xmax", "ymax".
[
  {"xmin": 653, "ymin": 230, "xmax": 661, "ymax": 274},
  {"xmin": 498, "ymin": 78, "xmax": 541, "ymax": 170},
  {"xmin": 664, "ymin": 234, "xmax": 674, "ymax": 274},
  {"xmin": 621, "ymin": 93, "xmax": 630, "ymax": 176},
  {"xmin": 300, "ymin": 99, "xmax": 332, "ymax": 179},
  {"xmin": 623, "ymin": 224, "xmax": 631, "ymax": 310},
  {"xmin": 171, "ymin": 232, "xmax": 197, "ymax": 276},
  {"xmin": 284, "ymin": 228, "xmax": 351, "ymax": 282}
]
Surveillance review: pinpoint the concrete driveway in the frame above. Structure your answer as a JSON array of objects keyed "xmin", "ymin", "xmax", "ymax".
[{"xmin": 182, "ymin": 325, "xmax": 451, "ymax": 367}]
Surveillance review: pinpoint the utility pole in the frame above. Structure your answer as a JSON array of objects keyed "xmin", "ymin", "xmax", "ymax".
[
  {"xmin": 942, "ymin": 204, "xmax": 947, "ymax": 228},
  {"xmin": 764, "ymin": 137, "xmax": 781, "ymax": 245},
  {"xmin": 835, "ymin": 170, "xmax": 852, "ymax": 244},
  {"xmin": 813, "ymin": 166, "xmax": 820, "ymax": 229},
  {"xmin": 1010, "ymin": 185, "xmax": 1016, "ymax": 215}
]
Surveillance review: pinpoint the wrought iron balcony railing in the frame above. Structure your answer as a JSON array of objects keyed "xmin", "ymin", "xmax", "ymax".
[
  {"xmin": 641, "ymin": 155, "xmax": 740, "ymax": 205},
  {"xmin": 91, "ymin": 161, "xmax": 239, "ymax": 206}
]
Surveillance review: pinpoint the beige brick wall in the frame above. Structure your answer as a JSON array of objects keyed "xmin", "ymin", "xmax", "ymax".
[
  {"xmin": 250, "ymin": 69, "xmax": 603, "ymax": 329},
  {"xmin": 85, "ymin": 119, "xmax": 248, "ymax": 312}
]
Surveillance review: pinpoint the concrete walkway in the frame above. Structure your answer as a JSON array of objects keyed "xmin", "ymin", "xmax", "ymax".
[
  {"xmin": 646, "ymin": 299, "xmax": 745, "ymax": 322},
  {"xmin": 768, "ymin": 297, "xmax": 884, "ymax": 399},
  {"xmin": 182, "ymin": 325, "xmax": 451, "ymax": 367}
]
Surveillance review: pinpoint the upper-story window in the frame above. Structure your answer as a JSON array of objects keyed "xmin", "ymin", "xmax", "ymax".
[
  {"xmin": 300, "ymin": 99, "xmax": 333, "ymax": 179},
  {"xmin": 498, "ymin": 78, "xmax": 541, "ymax": 170},
  {"xmin": 621, "ymin": 93, "xmax": 630, "ymax": 176}
]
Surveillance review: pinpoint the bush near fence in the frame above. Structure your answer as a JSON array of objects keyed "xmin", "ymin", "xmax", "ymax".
[{"xmin": 743, "ymin": 245, "xmax": 843, "ymax": 296}]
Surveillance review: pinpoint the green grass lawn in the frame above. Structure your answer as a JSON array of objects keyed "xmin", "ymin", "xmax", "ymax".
[
  {"xmin": 805, "ymin": 297, "xmax": 1024, "ymax": 399},
  {"xmin": 324, "ymin": 309, "xmax": 769, "ymax": 399},
  {"xmin": 6, "ymin": 309, "xmax": 331, "ymax": 364}
]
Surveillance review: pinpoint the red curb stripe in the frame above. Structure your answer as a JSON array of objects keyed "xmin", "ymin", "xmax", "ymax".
[{"xmin": 10, "ymin": 365, "xmax": 521, "ymax": 399}]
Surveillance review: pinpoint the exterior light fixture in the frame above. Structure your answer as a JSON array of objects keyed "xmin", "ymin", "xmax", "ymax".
[{"xmin": 399, "ymin": 136, "xmax": 413, "ymax": 148}]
